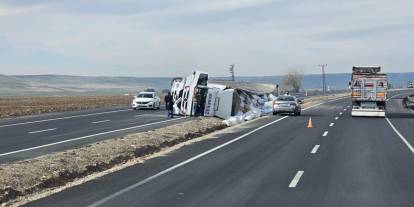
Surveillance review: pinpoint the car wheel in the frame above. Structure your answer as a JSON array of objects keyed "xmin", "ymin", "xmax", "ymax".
[{"xmin": 273, "ymin": 111, "xmax": 277, "ymax": 115}]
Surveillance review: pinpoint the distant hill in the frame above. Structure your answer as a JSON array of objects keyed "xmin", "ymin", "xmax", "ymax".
[
  {"xmin": 0, "ymin": 75, "xmax": 171, "ymax": 96},
  {"xmin": 218, "ymin": 72, "xmax": 414, "ymax": 91},
  {"xmin": 0, "ymin": 72, "xmax": 413, "ymax": 96}
]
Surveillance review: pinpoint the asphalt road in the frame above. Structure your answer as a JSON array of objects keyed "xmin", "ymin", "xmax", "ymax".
[
  {"xmin": 24, "ymin": 89, "xmax": 414, "ymax": 207},
  {"xmin": 0, "ymin": 106, "xmax": 189, "ymax": 163}
]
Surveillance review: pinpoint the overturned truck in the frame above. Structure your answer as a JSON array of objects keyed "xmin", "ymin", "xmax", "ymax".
[{"xmin": 171, "ymin": 71, "xmax": 276, "ymax": 120}]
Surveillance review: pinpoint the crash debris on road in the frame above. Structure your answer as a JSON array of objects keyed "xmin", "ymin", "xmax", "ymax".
[
  {"xmin": 0, "ymin": 118, "xmax": 225, "ymax": 206},
  {"xmin": 170, "ymin": 71, "xmax": 279, "ymax": 126},
  {"xmin": 170, "ymin": 71, "xmax": 347, "ymax": 126},
  {"xmin": 404, "ymin": 95, "xmax": 414, "ymax": 110}
]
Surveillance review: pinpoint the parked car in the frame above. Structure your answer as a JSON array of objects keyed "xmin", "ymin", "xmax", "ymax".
[
  {"xmin": 408, "ymin": 82, "xmax": 413, "ymax": 88},
  {"xmin": 132, "ymin": 92, "xmax": 161, "ymax": 110},
  {"xmin": 273, "ymin": 95, "xmax": 301, "ymax": 116}
]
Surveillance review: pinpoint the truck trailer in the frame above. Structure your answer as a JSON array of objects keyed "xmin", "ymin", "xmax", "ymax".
[{"xmin": 350, "ymin": 66, "xmax": 388, "ymax": 117}]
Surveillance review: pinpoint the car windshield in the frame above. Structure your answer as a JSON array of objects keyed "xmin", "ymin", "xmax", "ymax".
[
  {"xmin": 137, "ymin": 93, "xmax": 153, "ymax": 98},
  {"xmin": 277, "ymin": 96, "xmax": 295, "ymax": 101}
]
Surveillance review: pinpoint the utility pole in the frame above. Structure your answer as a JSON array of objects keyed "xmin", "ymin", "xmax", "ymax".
[
  {"xmin": 229, "ymin": 64, "xmax": 235, "ymax": 81},
  {"xmin": 318, "ymin": 64, "xmax": 327, "ymax": 94}
]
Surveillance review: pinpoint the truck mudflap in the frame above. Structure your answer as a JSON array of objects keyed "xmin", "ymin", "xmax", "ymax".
[{"xmin": 351, "ymin": 109, "xmax": 385, "ymax": 117}]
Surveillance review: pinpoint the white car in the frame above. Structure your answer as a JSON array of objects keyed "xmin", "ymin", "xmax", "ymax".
[{"xmin": 132, "ymin": 92, "xmax": 161, "ymax": 110}]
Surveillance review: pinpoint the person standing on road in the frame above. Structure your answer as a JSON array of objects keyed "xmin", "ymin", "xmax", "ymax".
[{"xmin": 164, "ymin": 92, "xmax": 174, "ymax": 118}]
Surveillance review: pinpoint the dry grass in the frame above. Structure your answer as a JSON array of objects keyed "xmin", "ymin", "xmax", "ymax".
[{"xmin": 0, "ymin": 96, "xmax": 133, "ymax": 118}]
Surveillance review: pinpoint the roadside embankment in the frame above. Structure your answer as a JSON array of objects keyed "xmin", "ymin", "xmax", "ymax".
[{"xmin": 0, "ymin": 96, "xmax": 132, "ymax": 118}]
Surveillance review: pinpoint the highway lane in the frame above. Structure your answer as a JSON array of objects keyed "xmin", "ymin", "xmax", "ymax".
[
  {"xmin": 0, "ymin": 106, "xmax": 132, "ymax": 128},
  {"xmin": 0, "ymin": 93, "xmax": 329, "ymax": 164},
  {"xmin": 24, "ymin": 96, "xmax": 348, "ymax": 206},
  {"xmin": 0, "ymin": 106, "xmax": 190, "ymax": 163},
  {"xmin": 385, "ymin": 89, "xmax": 414, "ymax": 154},
  {"xmin": 24, "ymin": 90, "xmax": 414, "ymax": 207}
]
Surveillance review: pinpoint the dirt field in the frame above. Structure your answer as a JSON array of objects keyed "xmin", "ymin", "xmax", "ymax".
[{"xmin": 0, "ymin": 96, "xmax": 133, "ymax": 118}]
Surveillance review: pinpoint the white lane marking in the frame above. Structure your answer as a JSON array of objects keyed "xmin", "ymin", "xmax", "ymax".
[
  {"xmin": 323, "ymin": 131, "xmax": 328, "ymax": 137},
  {"xmin": 92, "ymin": 120, "xmax": 111, "ymax": 124},
  {"xmin": 385, "ymin": 117, "xmax": 414, "ymax": 154},
  {"xmin": 0, "ymin": 109, "xmax": 131, "ymax": 128},
  {"xmin": 329, "ymin": 123, "xmax": 334, "ymax": 127},
  {"xmin": 28, "ymin": 128, "xmax": 57, "ymax": 134},
  {"xmin": 0, "ymin": 117, "xmax": 186, "ymax": 157},
  {"xmin": 339, "ymin": 112, "xmax": 343, "ymax": 115},
  {"xmin": 289, "ymin": 171, "xmax": 305, "ymax": 188},
  {"xmin": 344, "ymin": 108, "xmax": 347, "ymax": 111},
  {"xmin": 347, "ymin": 105, "xmax": 351, "ymax": 108},
  {"xmin": 87, "ymin": 98, "xmax": 350, "ymax": 207},
  {"xmin": 135, "ymin": 114, "xmax": 165, "ymax": 118},
  {"xmin": 88, "ymin": 116, "xmax": 289, "ymax": 207},
  {"xmin": 311, "ymin": 145, "xmax": 320, "ymax": 154},
  {"xmin": 335, "ymin": 117, "xmax": 339, "ymax": 120}
]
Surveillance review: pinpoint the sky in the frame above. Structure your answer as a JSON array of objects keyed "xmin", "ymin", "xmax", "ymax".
[{"xmin": 0, "ymin": 0, "xmax": 413, "ymax": 77}]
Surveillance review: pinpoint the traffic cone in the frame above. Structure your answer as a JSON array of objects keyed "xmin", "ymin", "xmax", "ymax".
[{"xmin": 307, "ymin": 117, "xmax": 313, "ymax": 128}]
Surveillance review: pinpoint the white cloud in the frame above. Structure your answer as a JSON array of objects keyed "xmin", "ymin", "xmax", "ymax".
[
  {"xmin": 0, "ymin": 0, "xmax": 413, "ymax": 76},
  {"xmin": 0, "ymin": 4, "xmax": 47, "ymax": 16}
]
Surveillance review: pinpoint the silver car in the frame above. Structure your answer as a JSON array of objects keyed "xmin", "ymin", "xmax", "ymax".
[{"xmin": 273, "ymin": 95, "xmax": 302, "ymax": 116}]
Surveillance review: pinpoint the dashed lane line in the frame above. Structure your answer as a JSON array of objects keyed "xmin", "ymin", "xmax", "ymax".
[
  {"xmin": 311, "ymin": 145, "xmax": 320, "ymax": 154},
  {"xmin": 28, "ymin": 128, "xmax": 57, "ymax": 134},
  {"xmin": 92, "ymin": 120, "xmax": 111, "ymax": 124},
  {"xmin": 289, "ymin": 171, "xmax": 305, "ymax": 188}
]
